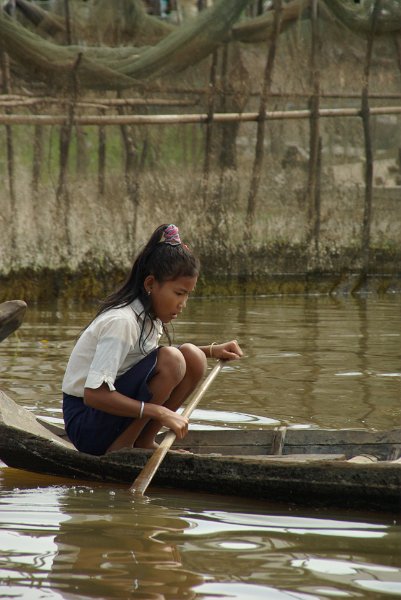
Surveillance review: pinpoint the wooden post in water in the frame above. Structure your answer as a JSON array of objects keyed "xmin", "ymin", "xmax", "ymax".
[
  {"xmin": 306, "ymin": 0, "xmax": 322, "ymax": 261},
  {"xmin": 32, "ymin": 121, "xmax": 43, "ymax": 195},
  {"xmin": 201, "ymin": 49, "xmax": 218, "ymax": 207},
  {"xmin": 98, "ymin": 109, "xmax": 106, "ymax": 196},
  {"xmin": 0, "ymin": 51, "xmax": 16, "ymax": 231},
  {"xmin": 244, "ymin": 0, "xmax": 282, "ymax": 236},
  {"xmin": 56, "ymin": 54, "xmax": 81, "ymax": 200},
  {"xmin": 56, "ymin": 53, "xmax": 81, "ymax": 255},
  {"xmin": 31, "ymin": 115, "xmax": 44, "ymax": 253},
  {"xmin": 64, "ymin": 0, "xmax": 72, "ymax": 45},
  {"xmin": 360, "ymin": 0, "xmax": 381, "ymax": 277}
]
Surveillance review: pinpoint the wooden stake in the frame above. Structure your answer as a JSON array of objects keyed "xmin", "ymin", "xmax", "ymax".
[
  {"xmin": 306, "ymin": 0, "xmax": 321, "ymax": 260},
  {"xmin": 245, "ymin": 0, "xmax": 282, "ymax": 236},
  {"xmin": 98, "ymin": 110, "xmax": 106, "ymax": 196},
  {"xmin": 117, "ymin": 91, "xmax": 140, "ymax": 245},
  {"xmin": 201, "ymin": 49, "xmax": 218, "ymax": 206},
  {"xmin": 0, "ymin": 51, "xmax": 16, "ymax": 223},
  {"xmin": 361, "ymin": 0, "xmax": 382, "ymax": 276},
  {"xmin": 32, "ymin": 122, "xmax": 43, "ymax": 194}
]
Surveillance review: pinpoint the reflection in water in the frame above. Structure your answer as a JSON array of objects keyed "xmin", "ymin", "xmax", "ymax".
[
  {"xmin": 49, "ymin": 492, "xmax": 202, "ymax": 599},
  {"xmin": 0, "ymin": 296, "xmax": 401, "ymax": 598},
  {"xmin": 1, "ymin": 467, "xmax": 400, "ymax": 600},
  {"xmin": 356, "ymin": 297, "xmax": 376, "ymax": 425},
  {"xmin": 0, "ymin": 469, "xmax": 202, "ymax": 599}
]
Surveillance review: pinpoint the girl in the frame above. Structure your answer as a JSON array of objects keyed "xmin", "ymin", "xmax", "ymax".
[{"xmin": 62, "ymin": 224, "xmax": 242, "ymax": 456}]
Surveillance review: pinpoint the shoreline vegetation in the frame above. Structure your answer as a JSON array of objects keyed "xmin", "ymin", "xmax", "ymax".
[
  {"xmin": 1, "ymin": 250, "xmax": 400, "ymax": 303},
  {"xmin": 0, "ymin": 1, "xmax": 400, "ymax": 301}
]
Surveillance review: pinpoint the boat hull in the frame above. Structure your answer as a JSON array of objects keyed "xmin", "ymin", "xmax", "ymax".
[{"xmin": 1, "ymin": 390, "xmax": 400, "ymax": 512}]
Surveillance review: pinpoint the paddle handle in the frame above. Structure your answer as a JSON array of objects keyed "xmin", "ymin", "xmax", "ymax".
[{"xmin": 130, "ymin": 359, "xmax": 224, "ymax": 496}]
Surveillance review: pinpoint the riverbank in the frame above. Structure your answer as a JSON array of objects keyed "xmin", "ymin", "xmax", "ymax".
[
  {"xmin": 1, "ymin": 245, "xmax": 400, "ymax": 303},
  {"xmin": 1, "ymin": 161, "xmax": 400, "ymax": 303}
]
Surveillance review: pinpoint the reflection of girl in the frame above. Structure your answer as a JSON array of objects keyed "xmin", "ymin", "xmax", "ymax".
[
  {"xmin": 49, "ymin": 487, "xmax": 203, "ymax": 600},
  {"xmin": 62, "ymin": 224, "xmax": 242, "ymax": 456}
]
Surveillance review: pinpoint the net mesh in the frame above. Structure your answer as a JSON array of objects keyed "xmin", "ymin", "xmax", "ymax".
[{"xmin": 0, "ymin": 0, "xmax": 251, "ymax": 90}]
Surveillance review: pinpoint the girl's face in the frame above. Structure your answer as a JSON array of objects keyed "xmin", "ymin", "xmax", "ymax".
[{"xmin": 146, "ymin": 275, "xmax": 198, "ymax": 323}]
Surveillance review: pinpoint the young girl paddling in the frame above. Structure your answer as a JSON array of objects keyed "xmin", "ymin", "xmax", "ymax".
[{"xmin": 62, "ymin": 224, "xmax": 242, "ymax": 456}]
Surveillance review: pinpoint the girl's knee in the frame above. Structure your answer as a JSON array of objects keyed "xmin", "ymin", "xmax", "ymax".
[
  {"xmin": 157, "ymin": 346, "xmax": 186, "ymax": 384},
  {"xmin": 179, "ymin": 343, "xmax": 207, "ymax": 379}
]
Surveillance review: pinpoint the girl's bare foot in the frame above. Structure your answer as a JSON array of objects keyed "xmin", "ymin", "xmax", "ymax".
[{"xmin": 134, "ymin": 440, "xmax": 159, "ymax": 450}]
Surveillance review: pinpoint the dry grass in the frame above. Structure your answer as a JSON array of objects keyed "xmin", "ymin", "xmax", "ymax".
[{"xmin": 0, "ymin": 153, "xmax": 399, "ymax": 280}]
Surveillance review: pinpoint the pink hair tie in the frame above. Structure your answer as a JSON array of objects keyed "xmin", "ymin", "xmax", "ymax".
[{"xmin": 160, "ymin": 224, "xmax": 181, "ymax": 246}]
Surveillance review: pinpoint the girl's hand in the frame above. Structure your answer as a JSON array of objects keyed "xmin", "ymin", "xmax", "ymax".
[
  {"xmin": 159, "ymin": 406, "xmax": 189, "ymax": 439},
  {"xmin": 211, "ymin": 340, "xmax": 243, "ymax": 361}
]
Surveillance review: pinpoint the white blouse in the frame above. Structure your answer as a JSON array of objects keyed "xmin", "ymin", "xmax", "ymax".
[{"xmin": 62, "ymin": 298, "xmax": 162, "ymax": 397}]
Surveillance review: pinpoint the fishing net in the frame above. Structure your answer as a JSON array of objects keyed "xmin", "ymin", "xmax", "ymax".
[
  {"xmin": 12, "ymin": 0, "xmax": 174, "ymax": 45},
  {"xmin": 320, "ymin": 0, "xmax": 401, "ymax": 35},
  {"xmin": 0, "ymin": 0, "xmax": 251, "ymax": 90}
]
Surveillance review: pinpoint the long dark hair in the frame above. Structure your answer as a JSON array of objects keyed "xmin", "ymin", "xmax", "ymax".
[{"xmin": 94, "ymin": 224, "xmax": 200, "ymax": 348}]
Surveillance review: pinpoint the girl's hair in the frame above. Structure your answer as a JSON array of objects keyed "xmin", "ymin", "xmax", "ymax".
[{"xmin": 95, "ymin": 224, "xmax": 200, "ymax": 348}]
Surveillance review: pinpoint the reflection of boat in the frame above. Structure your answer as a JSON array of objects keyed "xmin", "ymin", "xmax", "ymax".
[{"xmin": 0, "ymin": 388, "xmax": 400, "ymax": 512}]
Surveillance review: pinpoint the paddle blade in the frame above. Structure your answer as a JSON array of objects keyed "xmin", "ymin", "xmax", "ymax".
[{"xmin": 130, "ymin": 431, "xmax": 176, "ymax": 496}]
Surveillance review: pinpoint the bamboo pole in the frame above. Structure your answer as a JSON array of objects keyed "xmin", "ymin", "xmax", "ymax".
[
  {"xmin": 218, "ymin": 43, "xmax": 239, "ymax": 170},
  {"xmin": 306, "ymin": 0, "xmax": 321, "ymax": 258},
  {"xmin": 314, "ymin": 136, "xmax": 322, "ymax": 255},
  {"xmin": 31, "ymin": 114, "xmax": 44, "ymax": 255},
  {"xmin": 97, "ymin": 109, "xmax": 106, "ymax": 196},
  {"xmin": 216, "ymin": 42, "xmax": 230, "ymax": 219},
  {"xmin": 4, "ymin": 91, "xmax": 401, "ymax": 105},
  {"xmin": 75, "ymin": 125, "xmax": 88, "ymax": 176},
  {"xmin": 117, "ymin": 91, "xmax": 140, "ymax": 245},
  {"xmin": 395, "ymin": 33, "xmax": 401, "ymax": 73},
  {"xmin": 56, "ymin": 53, "xmax": 82, "ymax": 205},
  {"xmin": 361, "ymin": 0, "xmax": 381, "ymax": 277},
  {"xmin": 2, "ymin": 105, "xmax": 401, "ymax": 126},
  {"xmin": 214, "ymin": 44, "xmax": 242, "ymax": 243},
  {"xmin": 64, "ymin": 0, "xmax": 72, "ymax": 45},
  {"xmin": 0, "ymin": 51, "xmax": 16, "ymax": 225},
  {"xmin": 201, "ymin": 49, "xmax": 218, "ymax": 206},
  {"xmin": 0, "ymin": 96, "xmax": 199, "ymax": 108},
  {"xmin": 56, "ymin": 52, "xmax": 82, "ymax": 256},
  {"xmin": 32, "ymin": 120, "xmax": 43, "ymax": 194},
  {"xmin": 245, "ymin": 0, "xmax": 282, "ymax": 235}
]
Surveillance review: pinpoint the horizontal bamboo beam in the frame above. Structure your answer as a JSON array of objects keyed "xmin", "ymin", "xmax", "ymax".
[
  {"xmin": 3, "ymin": 92, "xmax": 401, "ymax": 102},
  {"xmin": 0, "ymin": 105, "xmax": 401, "ymax": 126},
  {"xmin": 0, "ymin": 96, "xmax": 198, "ymax": 109}
]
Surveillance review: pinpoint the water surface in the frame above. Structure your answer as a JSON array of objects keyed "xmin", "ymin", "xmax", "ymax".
[
  {"xmin": 1, "ymin": 294, "xmax": 400, "ymax": 430},
  {"xmin": 0, "ymin": 295, "xmax": 400, "ymax": 599}
]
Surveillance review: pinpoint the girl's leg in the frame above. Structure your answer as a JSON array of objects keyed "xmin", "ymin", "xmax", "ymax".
[
  {"xmin": 106, "ymin": 346, "xmax": 186, "ymax": 453},
  {"xmin": 134, "ymin": 343, "xmax": 206, "ymax": 448},
  {"xmin": 106, "ymin": 344, "xmax": 207, "ymax": 452}
]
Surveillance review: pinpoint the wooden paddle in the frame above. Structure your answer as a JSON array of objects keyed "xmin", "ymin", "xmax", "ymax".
[{"xmin": 130, "ymin": 359, "xmax": 224, "ymax": 496}]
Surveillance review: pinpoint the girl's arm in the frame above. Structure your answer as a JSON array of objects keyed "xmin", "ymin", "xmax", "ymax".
[
  {"xmin": 84, "ymin": 384, "xmax": 188, "ymax": 439},
  {"xmin": 199, "ymin": 339, "xmax": 243, "ymax": 361}
]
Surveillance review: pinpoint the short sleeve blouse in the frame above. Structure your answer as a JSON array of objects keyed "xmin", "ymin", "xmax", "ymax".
[{"xmin": 62, "ymin": 299, "xmax": 162, "ymax": 397}]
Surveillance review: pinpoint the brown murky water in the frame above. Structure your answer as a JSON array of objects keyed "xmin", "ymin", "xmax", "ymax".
[{"xmin": 1, "ymin": 295, "xmax": 400, "ymax": 599}]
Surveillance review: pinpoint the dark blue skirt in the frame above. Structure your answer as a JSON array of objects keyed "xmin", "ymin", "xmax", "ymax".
[{"xmin": 63, "ymin": 349, "xmax": 158, "ymax": 456}]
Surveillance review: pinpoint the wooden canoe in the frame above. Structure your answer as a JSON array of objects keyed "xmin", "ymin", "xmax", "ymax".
[
  {"xmin": 0, "ymin": 300, "xmax": 27, "ymax": 342},
  {"xmin": 0, "ymin": 389, "xmax": 400, "ymax": 512}
]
